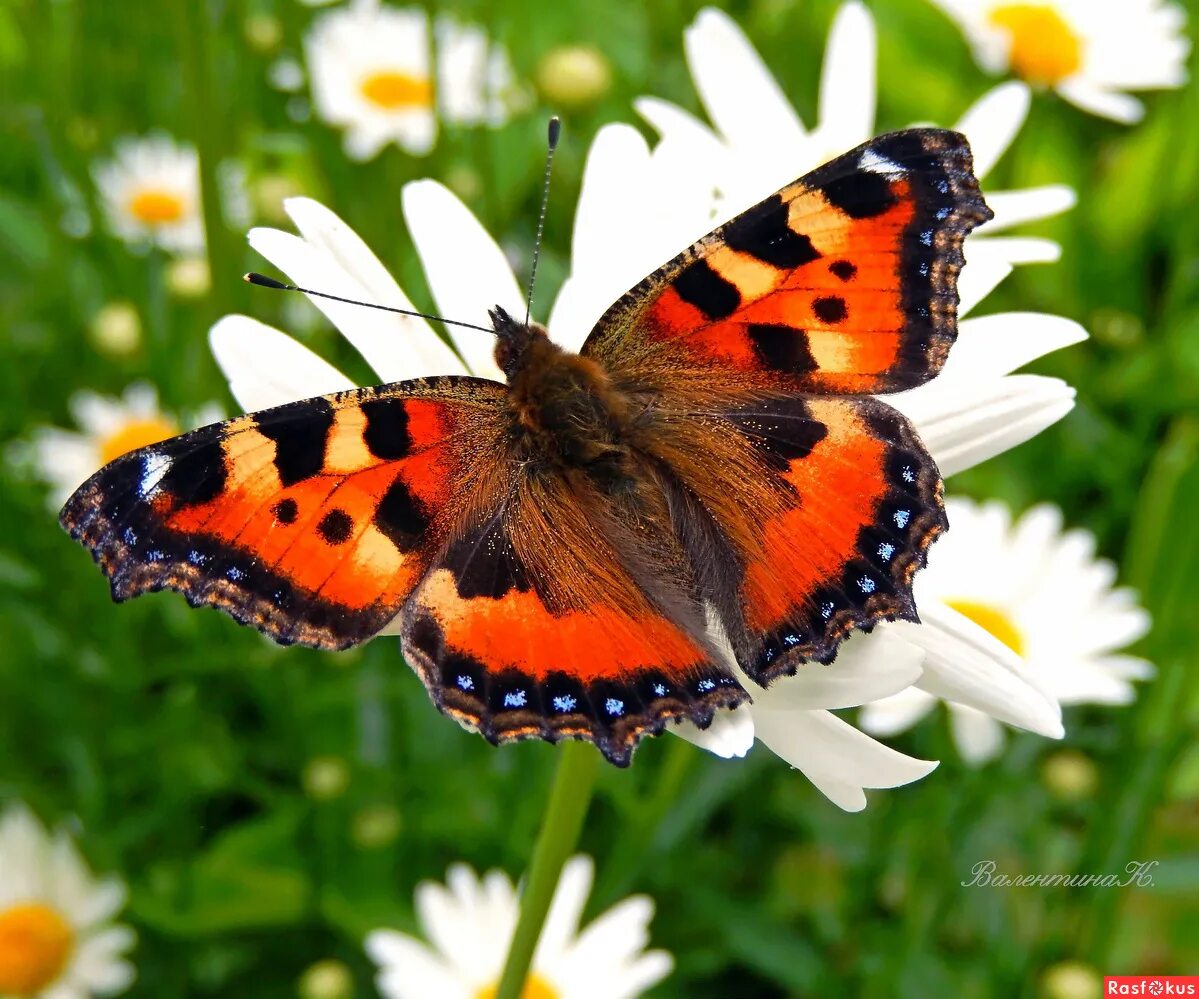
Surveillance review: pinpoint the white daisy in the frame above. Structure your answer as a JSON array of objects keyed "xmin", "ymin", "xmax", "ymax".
[
  {"xmin": 305, "ymin": 0, "xmax": 520, "ymax": 161},
  {"xmin": 435, "ymin": 18, "xmax": 523, "ymax": 129},
  {"xmin": 928, "ymin": 0, "xmax": 1190, "ymax": 123},
  {"xmin": 92, "ymin": 135, "xmax": 204, "ymax": 254},
  {"xmin": 14, "ymin": 383, "xmax": 221, "ymax": 508},
  {"xmin": 860, "ymin": 498, "xmax": 1153, "ymax": 764},
  {"xmin": 365, "ymin": 856, "xmax": 672, "ymax": 999},
  {"xmin": 0, "ymin": 803, "xmax": 135, "ymax": 999}
]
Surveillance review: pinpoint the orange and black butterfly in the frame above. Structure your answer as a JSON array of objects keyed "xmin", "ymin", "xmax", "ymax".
[{"xmin": 62, "ymin": 129, "xmax": 991, "ymax": 766}]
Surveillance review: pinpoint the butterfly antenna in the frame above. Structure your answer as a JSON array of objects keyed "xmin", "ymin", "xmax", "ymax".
[
  {"xmin": 243, "ymin": 272, "xmax": 497, "ymax": 335},
  {"xmin": 524, "ymin": 115, "xmax": 561, "ymax": 328}
]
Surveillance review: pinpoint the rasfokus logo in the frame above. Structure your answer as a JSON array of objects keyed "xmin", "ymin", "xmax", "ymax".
[{"xmin": 1105, "ymin": 978, "xmax": 1199, "ymax": 995}]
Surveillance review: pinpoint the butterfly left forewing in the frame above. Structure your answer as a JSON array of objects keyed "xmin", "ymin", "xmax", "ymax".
[{"xmin": 60, "ymin": 376, "xmax": 508, "ymax": 649}]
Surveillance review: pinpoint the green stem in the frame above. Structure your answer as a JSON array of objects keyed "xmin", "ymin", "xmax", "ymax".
[
  {"xmin": 178, "ymin": 0, "xmax": 239, "ymax": 323},
  {"xmin": 495, "ymin": 741, "xmax": 599, "ymax": 999},
  {"xmin": 593, "ymin": 736, "xmax": 694, "ymax": 907}
]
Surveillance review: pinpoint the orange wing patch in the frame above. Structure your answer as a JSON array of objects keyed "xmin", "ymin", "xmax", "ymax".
[
  {"xmin": 583, "ymin": 129, "xmax": 992, "ymax": 396},
  {"xmin": 60, "ymin": 377, "xmax": 507, "ymax": 649}
]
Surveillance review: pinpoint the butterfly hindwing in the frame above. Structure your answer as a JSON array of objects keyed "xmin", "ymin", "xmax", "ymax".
[
  {"xmin": 400, "ymin": 463, "xmax": 748, "ymax": 765},
  {"xmin": 60, "ymin": 377, "xmax": 508, "ymax": 649},
  {"xmin": 625, "ymin": 389, "xmax": 944, "ymax": 684},
  {"xmin": 725, "ymin": 395, "xmax": 944, "ymax": 681},
  {"xmin": 582, "ymin": 128, "xmax": 992, "ymax": 396}
]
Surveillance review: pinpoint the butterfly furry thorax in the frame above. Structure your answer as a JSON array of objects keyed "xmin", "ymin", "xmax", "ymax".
[
  {"xmin": 492, "ymin": 307, "xmax": 648, "ymax": 486},
  {"xmin": 62, "ymin": 128, "xmax": 992, "ymax": 766}
]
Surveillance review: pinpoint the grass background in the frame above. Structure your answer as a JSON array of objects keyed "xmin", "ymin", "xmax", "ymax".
[{"xmin": 1, "ymin": 0, "xmax": 1197, "ymax": 995}]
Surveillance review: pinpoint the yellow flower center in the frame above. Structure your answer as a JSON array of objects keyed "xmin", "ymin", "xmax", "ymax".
[
  {"xmin": 126, "ymin": 188, "xmax": 187, "ymax": 225},
  {"xmin": 987, "ymin": 3, "xmax": 1083, "ymax": 85},
  {"xmin": 476, "ymin": 974, "xmax": 560, "ymax": 999},
  {"xmin": 0, "ymin": 903, "xmax": 74, "ymax": 995},
  {"xmin": 359, "ymin": 70, "xmax": 433, "ymax": 110},
  {"xmin": 944, "ymin": 598, "xmax": 1026, "ymax": 657},
  {"xmin": 98, "ymin": 416, "xmax": 180, "ymax": 465}
]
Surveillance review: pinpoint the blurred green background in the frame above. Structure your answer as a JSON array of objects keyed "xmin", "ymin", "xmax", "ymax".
[{"xmin": 2, "ymin": 0, "xmax": 1198, "ymax": 996}]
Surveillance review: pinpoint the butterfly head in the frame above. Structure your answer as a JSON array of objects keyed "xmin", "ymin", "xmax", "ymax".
[{"xmin": 489, "ymin": 305, "xmax": 550, "ymax": 380}]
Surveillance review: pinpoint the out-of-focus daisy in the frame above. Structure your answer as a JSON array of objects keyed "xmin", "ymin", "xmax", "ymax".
[
  {"xmin": 366, "ymin": 856, "xmax": 672, "ymax": 999},
  {"xmin": 928, "ymin": 0, "xmax": 1189, "ymax": 123},
  {"xmin": 92, "ymin": 135, "xmax": 204, "ymax": 254},
  {"xmin": 164, "ymin": 255, "xmax": 212, "ymax": 298},
  {"xmin": 536, "ymin": 45, "xmax": 613, "ymax": 108},
  {"xmin": 87, "ymin": 302, "xmax": 142, "ymax": 358},
  {"xmin": 860, "ymin": 499, "xmax": 1153, "ymax": 763},
  {"xmin": 0, "ymin": 803, "xmax": 135, "ymax": 998},
  {"xmin": 92, "ymin": 135, "xmax": 248, "ymax": 254},
  {"xmin": 305, "ymin": 0, "xmax": 520, "ymax": 161},
  {"xmin": 211, "ymin": 173, "xmax": 1059, "ymax": 808},
  {"xmin": 14, "ymin": 383, "xmax": 221, "ymax": 508}
]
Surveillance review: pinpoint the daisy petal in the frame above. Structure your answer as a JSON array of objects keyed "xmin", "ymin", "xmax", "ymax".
[
  {"xmin": 209, "ymin": 315, "xmax": 356, "ymax": 411},
  {"xmin": 956, "ymin": 249, "xmax": 1012, "ymax": 317},
  {"xmin": 672, "ymin": 706, "xmax": 755, "ymax": 758},
  {"xmin": 753, "ymin": 709, "xmax": 938, "ymax": 812},
  {"xmin": 984, "ymin": 186, "xmax": 1077, "ymax": 231},
  {"xmin": 75, "ymin": 878, "xmax": 128, "ymax": 929},
  {"xmin": 248, "ymin": 224, "xmax": 454, "ymax": 383},
  {"xmin": 607, "ymin": 951, "xmax": 676, "ymax": 997},
  {"xmin": 537, "ymin": 856, "xmax": 594, "ymax": 959},
  {"xmin": 564, "ymin": 895, "xmax": 655, "ymax": 970},
  {"xmin": 367, "ymin": 930, "xmax": 467, "ymax": 999},
  {"xmin": 1056, "ymin": 82, "xmax": 1146, "ymax": 124},
  {"xmin": 634, "ymin": 96, "xmax": 721, "ymax": 151},
  {"xmin": 684, "ymin": 8, "xmax": 806, "ymax": 151},
  {"xmin": 953, "ymin": 81, "xmax": 1030, "ymax": 179},
  {"xmin": 402, "ymin": 179, "xmax": 520, "ymax": 381},
  {"xmin": 974, "ymin": 235, "xmax": 1062, "ymax": 265},
  {"xmin": 548, "ymin": 124, "xmax": 654, "ymax": 352},
  {"xmin": 415, "ymin": 881, "xmax": 483, "ymax": 972},
  {"xmin": 893, "ymin": 602, "xmax": 1063, "ymax": 738},
  {"xmin": 756, "ymin": 629, "xmax": 923, "ymax": 710},
  {"xmin": 948, "ymin": 704, "xmax": 1006, "ymax": 765},
  {"xmin": 376, "ymin": 966, "xmax": 471, "ymax": 999},
  {"xmin": 814, "ymin": 1, "xmax": 876, "ymax": 156},
  {"xmin": 281, "ymin": 197, "xmax": 462, "ymax": 374},
  {"xmin": 945, "ymin": 312, "xmax": 1088, "ymax": 379},
  {"xmin": 893, "ymin": 373, "xmax": 1076, "ymax": 478},
  {"xmin": 1100, "ymin": 654, "xmax": 1156, "ymax": 681},
  {"xmin": 858, "ymin": 685, "xmax": 939, "ymax": 736},
  {"xmin": 1052, "ymin": 668, "xmax": 1139, "ymax": 706}
]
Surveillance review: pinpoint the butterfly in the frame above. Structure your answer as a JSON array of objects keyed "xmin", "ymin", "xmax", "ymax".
[{"xmin": 62, "ymin": 128, "xmax": 992, "ymax": 766}]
